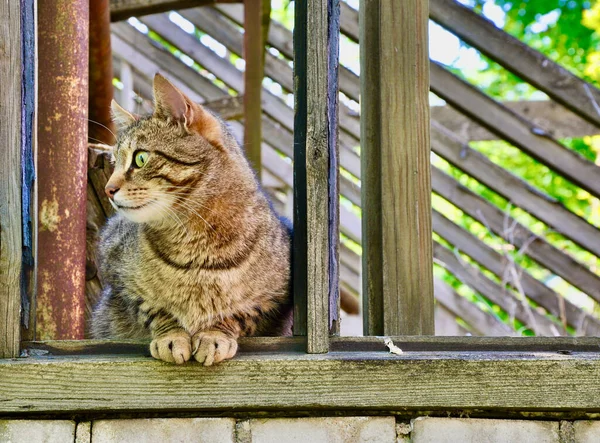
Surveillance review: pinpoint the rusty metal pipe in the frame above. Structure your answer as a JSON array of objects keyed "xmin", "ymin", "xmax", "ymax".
[{"xmin": 37, "ymin": 0, "xmax": 89, "ymax": 340}]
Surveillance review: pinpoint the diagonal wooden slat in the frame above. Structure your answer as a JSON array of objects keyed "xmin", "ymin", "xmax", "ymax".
[
  {"xmin": 433, "ymin": 209, "xmax": 600, "ymax": 335},
  {"xmin": 430, "ymin": 61, "xmax": 600, "ymax": 199},
  {"xmin": 110, "ymin": 0, "xmax": 239, "ymax": 22},
  {"xmin": 434, "ymin": 279, "xmax": 516, "ymax": 336},
  {"xmin": 434, "ymin": 242, "xmax": 566, "ymax": 336},
  {"xmin": 431, "ymin": 122, "xmax": 600, "ymax": 260},
  {"xmin": 431, "ymin": 166, "xmax": 600, "ymax": 303},
  {"xmin": 429, "ymin": 0, "xmax": 600, "ymax": 129}
]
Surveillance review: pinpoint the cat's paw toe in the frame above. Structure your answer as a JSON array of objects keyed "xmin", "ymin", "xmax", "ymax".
[
  {"xmin": 150, "ymin": 332, "xmax": 192, "ymax": 364},
  {"xmin": 192, "ymin": 331, "xmax": 238, "ymax": 366}
]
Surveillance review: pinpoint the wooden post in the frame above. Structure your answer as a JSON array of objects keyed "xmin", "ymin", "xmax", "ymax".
[
  {"xmin": 293, "ymin": 0, "xmax": 340, "ymax": 352},
  {"xmin": 243, "ymin": 0, "xmax": 269, "ymax": 178},
  {"xmin": 360, "ymin": 0, "xmax": 434, "ymax": 335},
  {"xmin": 37, "ymin": 0, "xmax": 89, "ymax": 340},
  {"xmin": 0, "ymin": 0, "xmax": 37, "ymax": 356}
]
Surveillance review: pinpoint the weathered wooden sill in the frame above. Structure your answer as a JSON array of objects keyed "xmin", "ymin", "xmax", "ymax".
[{"xmin": 1, "ymin": 337, "xmax": 600, "ymax": 417}]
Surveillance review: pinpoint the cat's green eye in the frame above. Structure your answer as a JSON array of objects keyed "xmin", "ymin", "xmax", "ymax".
[{"xmin": 134, "ymin": 151, "xmax": 149, "ymax": 168}]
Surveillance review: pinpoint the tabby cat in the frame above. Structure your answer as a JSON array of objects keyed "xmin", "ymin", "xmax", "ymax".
[{"xmin": 91, "ymin": 74, "xmax": 293, "ymax": 366}]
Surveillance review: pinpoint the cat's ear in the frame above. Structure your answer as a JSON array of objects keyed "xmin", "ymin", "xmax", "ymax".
[
  {"xmin": 111, "ymin": 99, "xmax": 139, "ymax": 130},
  {"xmin": 153, "ymin": 73, "xmax": 224, "ymax": 148}
]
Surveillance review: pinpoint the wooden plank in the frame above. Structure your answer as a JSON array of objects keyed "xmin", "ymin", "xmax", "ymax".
[
  {"xmin": 111, "ymin": 25, "xmax": 223, "ymax": 101},
  {"xmin": 19, "ymin": 0, "xmax": 37, "ymax": 342},
  {"xmin": 178, "ymin": 8, "xmax": 361, "ymax": 149},
  {"xmin": 432, "ymin": 101, "xmax": 600, "ymax": 142},
  {"xmin": 430, "ymin": 122, "xmax": 600, "ymax": 260},
  {"xmin": 360, "ymin": 0, "xmax": 434, "ymax": 336},
  {"xmin": 435, "ymin": 304, "xmax": 470, "ymax": 336},
  {"xmin": 434, "ymin": 241, "xmax": 566, "ymax": 336},
  {"xmin": 429, "ymin": 0, "xmax": 600, "ymax": 129},
  {"xmin": 434, "ymin": 279, "xmax": 516, "ymax": 336},
  {"xmin": 433, "ymin": 210, "xmax": 600, "ymax": 335},
  {"xmin": 3, "ymin": 352, "xmax": 600, "ymax": 414},
  {"xmin": 431, "ymin": 166, "xmax": 600, "ymax": 307},
  {"xmin": 242, "ymin": 0, "xmax": 264, "ymax": 177},
  {"xmin": 292, "ymin": 0, "xmax": 340, "ymax": 351},
  {"xmin": 0, "ymin": 0, "xmax": 26, "ymax": 357},
  {"xmin": 110, "ymin": 0, "xmax": 239, "ymax": 22},
  {"xmin": 359, "ymin": 0, "xmax": 383, "ymax": 336},
  {"xmin": 431, "ymin": 62, "xmax": 600, "ymax": 199},
  {"xmin": 22, "ymin": 335, "xmax": 600, "ymax": 355}
]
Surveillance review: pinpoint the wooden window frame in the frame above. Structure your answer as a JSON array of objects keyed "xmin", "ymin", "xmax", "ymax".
[{"xmin": 2, "ymin": 0, "xmax": 600, "ymax": 420}]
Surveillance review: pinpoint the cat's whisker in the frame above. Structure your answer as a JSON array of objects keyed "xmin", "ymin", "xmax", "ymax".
[
  {"xmin": 87, "ymin": 118, "xmax": 118, "ymax": 142},
  {"xmin": 145, "ymin": 189, "xmax": 217, "ymax": 233},
  {"xmin": 152, "ymin": 200, "xmax": 191, "ymax": 240}
]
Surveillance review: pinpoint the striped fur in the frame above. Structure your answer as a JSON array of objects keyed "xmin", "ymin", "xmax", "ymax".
[{"xmin": 91, "ymin": 75, "xmax": 292, "ymax": 365}]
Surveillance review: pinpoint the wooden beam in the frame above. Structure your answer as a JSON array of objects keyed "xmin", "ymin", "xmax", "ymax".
[
  {"xmin": 0, "ymin": 0, "xmax": 36, "ymax": 357},
  {"xmin": 292, "ymin": 0, "xmax": 340, "ymax": 350},
  {"xmin": 429, "ymin": 0, "xmax": 600, "ymax": 129},
  {"xmin": 360, "ymin": 0, "xmax": 434, "ymax": 335},
  {"xmin": 21, "ymin": 336, "xmax": 600, "ymax": 356},
  {"xmin": 430, "ymin": 62, "xmax": 600, "ymax": 200},
  {"xmin": 110, "ymin": 0, "xmax": 240, "ymax": 22},
  {"xmin": 3, "ymin": 350, "xmax": 600, "ymax": 414}
]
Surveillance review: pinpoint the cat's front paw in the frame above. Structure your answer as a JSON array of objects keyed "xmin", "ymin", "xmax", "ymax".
[
  {"xmin": 150, "ymin": 331, "xmax": 192, "ymax": 364},
  {"xmin": 192, "ymin": 331, "xmax": 238, "ymax": 366}
]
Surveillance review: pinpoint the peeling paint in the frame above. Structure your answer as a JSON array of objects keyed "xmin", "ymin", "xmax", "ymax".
[{"xmin": 39, "ymin": 199, "xmax": 60, "ymax": 232}]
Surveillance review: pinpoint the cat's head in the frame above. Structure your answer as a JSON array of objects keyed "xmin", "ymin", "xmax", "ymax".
[{"xmin": 105, "ymin": 74, "xmax": 243, "ymax": 224}]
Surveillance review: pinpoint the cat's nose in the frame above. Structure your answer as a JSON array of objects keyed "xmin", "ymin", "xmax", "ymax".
[{"xmin": 105, "ymin": 184, "xmax": 120, "ymax": 199}]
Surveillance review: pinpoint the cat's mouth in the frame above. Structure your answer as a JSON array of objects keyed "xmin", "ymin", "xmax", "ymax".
[{"xmin": 114, "ymin": 202, "xmax": 151, "ymax": 211}]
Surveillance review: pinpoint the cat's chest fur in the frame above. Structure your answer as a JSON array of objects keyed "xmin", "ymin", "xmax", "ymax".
[{"xmin": 98, "ymin": 213, "xmax": 289, "ymax": 336}]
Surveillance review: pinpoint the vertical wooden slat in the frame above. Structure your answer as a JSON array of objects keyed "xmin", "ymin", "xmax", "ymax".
[
  {"xmin": 243, "ymin": 0, "xmax": 266, "ymax": 178},
  {"xmin": 19, "ymin": 0, "xmax": 38, "ymax": 343},
  {"xmin": 360, "ymin": 0, "xmax": 434, "ymax": 335},
  {"xmin": 1, "ymin": 0, "xmax": 36, "ymax": 354},
  {"xmin": 120, "ymin": 62, "xmax": 135, "ymax": 112},
  {"xmin": 359, "ymin": 0, "xmax": 384, "ymax": 336},
  {"xmin": 0, "ymin": 0, "xmax": 23, "ymax": 357},
  {"xmin": 293, "ymin": 0, "xmax": 340, "ymax": 352}
]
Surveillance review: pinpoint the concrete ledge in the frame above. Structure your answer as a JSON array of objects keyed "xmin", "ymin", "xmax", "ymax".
[
  {"xmin": 574, "ymin": 421, "xmax": 600, "ymax": 442},
  {"xmin": 411, "ymin": 417, "xmax": 560, "ymax": 443},
  {"xmin": 245, "ymin": 417, "xmax": 396, "ymax": 443},
  {"xmin": 0, "ymin": 420, "xmax": 75, "ymax": 443},
  {"xmin": 92, "ymin": 418, "xmax": 236, "ymax": 443}
]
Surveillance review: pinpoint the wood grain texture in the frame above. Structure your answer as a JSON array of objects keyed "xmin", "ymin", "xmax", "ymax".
[
  {"xmin": 292, "ymin": 0, "xmax": 339, "ymax": 351},
  {"xmin": 2, "ymin": 351, "xmax": 600, "ymax": 414},
  {"xmin": 429, "ymin": 0, "xmax": 600, "ymax": 128},
  {"xmin": 0, "ymin": 0, "xmax": 24, "ymax": 358},
  {"xmin": 22, "ymin": 335, "xmax": 600, "ymax": 355},
  {"xmin": 19, "ymin": 0, "xmax": 37, "ymax": 342},
  {"xmin": 430, "ymin": 122, "xmax": 600, "ymax": 261},
  {"xmin": 360, "ymin": 0, "xmax": 434, "ymax": 335},
  {"xmin": 430, "ymin": 62, "xmax": 600, "ymax": 199},
  {"xmin": 359, "ymin": 0, "xmax": 383, "ymax": 336}
]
